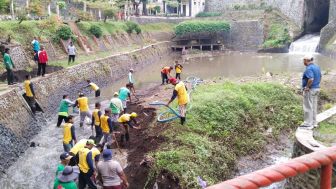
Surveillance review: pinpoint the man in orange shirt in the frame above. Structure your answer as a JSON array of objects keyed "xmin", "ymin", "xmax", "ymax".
[{"xmin": 161, "ymin": 66, "xmax": 173, "ymax": 85}]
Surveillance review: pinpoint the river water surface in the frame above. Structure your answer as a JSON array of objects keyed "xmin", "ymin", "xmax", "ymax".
[{"xmin": 0, "ymin": 52, "xmax": 335, "ymax": 189}]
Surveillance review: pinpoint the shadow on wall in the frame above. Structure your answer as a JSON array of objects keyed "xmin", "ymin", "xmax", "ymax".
[{"xmin": 304, "ymin": 0, "xmax": 330, "ymax": 33}]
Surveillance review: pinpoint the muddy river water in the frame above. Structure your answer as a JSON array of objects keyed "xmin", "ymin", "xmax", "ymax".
[{"xmin": 0, "ymin": 52, "xmax": 335, "ymax": 189}]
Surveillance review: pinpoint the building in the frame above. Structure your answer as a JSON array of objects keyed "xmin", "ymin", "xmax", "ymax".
[{"xmin": 143, "ymin": 0, "xmax": 205, "ymax": 17}]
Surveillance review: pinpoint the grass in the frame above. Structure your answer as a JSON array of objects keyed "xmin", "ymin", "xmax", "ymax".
[
  {"xmin": 49, "ymin": 44, "xmax": 141, "ymax": 68},
  {"xmin": 149, "ymin": 82, "xmax": 302, "ymax": 188},
  {"xmin": 263, "ymin": 23, "xmax": 291, "ymax": 48},
  {"xmin": 77, "ymin": 21, "xmax": 127, "ymax": 36},
  {"xmin": 315, "ymin": 117, "xmax": 336, "ymax": 146},
  {"xmin": 140, "ymin": 23, "xmax": 176, "ymax": 32}
]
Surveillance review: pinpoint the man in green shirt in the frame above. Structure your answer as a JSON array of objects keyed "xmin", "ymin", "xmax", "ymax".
[
  {"xmin": 3, "ymin": 48, "xmax": 15, "ymax": 85},
  {"xmin": 54, "ymin": 166, "xmax": 79, "ymax": 189},
  {"xmin": 56, "ymin": 152, "xmax": 73, "ymax": 177}
]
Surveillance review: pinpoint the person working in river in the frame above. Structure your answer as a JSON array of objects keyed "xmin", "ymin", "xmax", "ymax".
[
  {"xmin": 118, "ymin": 84, "xmax": 131, "ymax": 113},
  {"xmin": 85, "ymin": 80, "xmax": 100, "ymax": 97},
  {"xmin": 24, "ymin": 75, "xmax": 37, "ymax": 114},
  {"xmin": 77, "ymin": 139, "xmax": 97, "ymax": 189},
  {"xmin": 174, "ymin": 61, "xmax": 183, "ymax": 80},
  {"xmin": 110, "ymin": 92, "xmax": 124, "ymax": 124},
  {"xmin": 55, "ymin": 152, "xmax": 73, "ymax": 177},
  {"xmin": 118, "ymin": 112, "xmax": 140, "ymax": 145},
  {"xmin": 128, "ymin": 69, "xmax": 137, "ymax": 97},
  {"xmin": 69, "ymin": 139, "xmax": 88, "ymax": 166},
  {"xmin": 300, "ymin": 54, "xmax": 321, "ymax": 129},
  {"xmin": 3, "ymin": 48, "xmax": 15, "ymax": 85},
  {"xmin": 54, "ymin": 165, "xmax": 80, "ymax": 189},
  {"xmin": 100, "ymin": 108, "xmax": 114, "ymax": 147},
  {"xmin": 63, "ymin": 115, "xmax": 77, "ymax": 152},
  {"xmin": 167, "ymin": 78, "xmax": 189, "ymax": 125},
  {"xmin": 74, "ymin": 93, "xmax": 91, "ymax": 127},
  {"xmin": 161, "ymin": 66, "xmax": 173, "ymax": 85},
  {"xmin": 57, "ymin": 95, "xmax": 75, "ymax": 127},
  {"xmin": 91, "ymin": 102, "xmax": 102, "ymax": 142}
]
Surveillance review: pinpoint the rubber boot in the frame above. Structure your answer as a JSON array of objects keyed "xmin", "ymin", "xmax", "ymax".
[{"xmin": 181, "ymin": 117, "xmax": 186, "ymax": 125}]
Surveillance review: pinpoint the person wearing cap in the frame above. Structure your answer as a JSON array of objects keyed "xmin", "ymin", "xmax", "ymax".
[
  {"xmin": 167, "ymin": 78, "xmax": 189, "ymax": 125},
  {"xmin": 69, "ymin": 139, "xmax": 88, "ymax": 166},
  {"xmin": 56, "ymin": 152, "xmax": 73, "ymax": 177},
  {"xmin": 31, "ymin": 37, "xmax": 40, "ymax": 63},
  {"xmin": 85, "ymin": 80, "xmax": 100, "ymax": 97},
  {"xmin": 57, "ymin": 95, "xmax": 75, "ymax": 127},
  {"xmin": 97, "ymin": 149, "xmax": 129, "ymax": 189},
  {"xmin": 301, "ymin": 54, "xmax": 321, "ymax": 128},
  {"xmin": 63, "ymin": 115, "xmax": 77, "ymax": 152},
  {"xmin": 3, "ymin": 48, "xmax": 15, "ymax": 85},
  {"xmin": 100, "ymin": 108, "xmax": 114, "ymax": 147},
  {"xmin": 118, "ymin": 112, "xmax": 140, "ymax": 144},
  {"xmin": 78, "ymin": 139, "xmax": 97, "ymax": 189},
  {"xmin": 24, "ymin": 75, "xmax": 37, "ymax": 114},
  {"xmin": 92, "ymin": 102, "xmax": 102, "ymax": 142},
  {"xmin": 74, "ymin": 93, "xmax": 91, "ymax": 127},
  {"xmin": 118, "ymin": 84, "xmax": 132, "ymax": 113},
  {"xmin": 54, "ymin": 166, "xmax": 80, "ymax": 189},
  {"xmin": 174, "ymin": 61, "xmax": 183, "ymax": 80},
  {"xmin": 128, "ymin": 69, "xmax": 136, "ymax": 94},
  {"xmin": 161, "ymin": 66, "xmax": 173, "ymax": 85},
  {"xmin": 110, "ymin": 92, "xmax": 124, "ymax": 123}
]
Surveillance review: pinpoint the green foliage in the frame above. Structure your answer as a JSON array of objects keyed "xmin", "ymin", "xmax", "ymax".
[
  {"xmin": 125, "ymin": 21, "xmax": 142, "ymax": 34},
  {"xmin": 89, "ymin": 25, "xmax": 103, "ymax": 38},
  {"xmin": 175, "ymin": 20, "xmax": 230, "ymax": 36},
  {"xmin": 0, "ymin": 0, "xmax": 10, "ymax": 14},
  {"xmin": 57, "ymin": 1, "xmax": 67, "ymax": 10},
  {"xmin": 140, "ymin": 23, "xmax": 175, "ymax": 32},
  {"xmin": 195, "ymin": 12, "xmax": 222, "ymax": 17},
  {"xmin": 103, "ymin": 8, "xmax": 117, "ymax": 22},
  {"xmin": 56, "ymin": 25, "xmax": 73, "ymax": 40},
  {"xmin": 77, "ymin": 21, "xmax": 127, "ymax": 36},
  {"xmin": 153, "ymin": 5, "xmax": 161, "ymax": 13},
  {"xmin": 151, "ymin": 82, "xmax": 302, "ymax": 187},
  {"xmin": 263, "ymin": 24, "xmax": 291, "ymax": 48}
]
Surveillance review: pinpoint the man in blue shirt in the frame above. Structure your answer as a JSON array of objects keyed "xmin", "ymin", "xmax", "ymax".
[{"xmin": 301, "ymin": 54, "xmax": 321, "ymax": 128}]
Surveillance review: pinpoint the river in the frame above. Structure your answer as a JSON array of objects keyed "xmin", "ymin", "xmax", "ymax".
[{"xmin": 0, "ymin": 52, "xmax": 334, "ymax": 189}]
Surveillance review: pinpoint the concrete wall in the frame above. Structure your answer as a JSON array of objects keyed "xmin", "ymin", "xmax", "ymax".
[
  {"xmin": 223, "ymin": 20, "xmax": 264, "ymax": 51},
  {"xmin": 130, "ymin": 16, "xmax": 190, "ymax": 24},
  {"xmin": 205, "ymin": 0, "xmax": 305, "ymax": 28}
]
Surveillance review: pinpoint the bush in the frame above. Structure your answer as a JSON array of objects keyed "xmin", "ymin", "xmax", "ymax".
[
  {"xmin": 89, "ymin": 25, "xmax": 103, "ymax": 38},
  {"xmin": 153, "ymin": 5, "xmax": 161, "ymax": 13},
  {"xmin": 125, "ymin": 21, "xmax": 141, "ymax": 34},
  {"xmin": 56, "ymin": 25, "xmax": 73, "ymax": 40},
  {"xmin": 151, "ymin": 82, "xmax": 302, "ymax": 187},
  {"xmin": 196, "ymin": 12, "xmax": 222, "ymax": 17},
  {"xmin": 174, "ymin": 20, "xmax": 230, "ymax": 36},
  {"xmin": 263, "ymin": 24, "xmax": 291, "ymax": 48},
  {"xmin": 103, "ymin": 8, "xmax": 117, "ymax": 22}
]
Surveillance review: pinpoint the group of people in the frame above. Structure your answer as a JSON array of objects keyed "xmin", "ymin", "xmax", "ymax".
[
  {"xmin": 51, "ymin": 74, "xmax": 141, "ymax": 189},
  {"xmin": 2, "ymin": 39, "xmax": 77, "ymax": 86}
]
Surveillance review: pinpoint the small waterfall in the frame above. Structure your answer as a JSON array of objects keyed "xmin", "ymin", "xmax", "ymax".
[{"xmin": 289, "ymin": 34, "xmax": 320, "ymax": 54}]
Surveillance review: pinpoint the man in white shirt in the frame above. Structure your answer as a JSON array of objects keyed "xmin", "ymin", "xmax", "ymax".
[{"xmin": 68, "ymin": 42, "xmax": 76, "ymax": 65}]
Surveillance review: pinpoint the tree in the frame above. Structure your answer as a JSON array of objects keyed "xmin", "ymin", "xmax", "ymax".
[
  {"xmin": 103, "ymin": 8, "xmax": 117, "ymax": 22},
  {"xmin": 0, "ymin": 0, "xmax": 10, "ymax": 14},
  {"xmin": 141, "ymin": 0, "xmax": 147, "ymax": 16}
]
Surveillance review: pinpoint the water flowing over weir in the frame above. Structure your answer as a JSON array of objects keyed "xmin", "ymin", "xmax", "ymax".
[
  {"xmin": 0, "ymin": 52, "xmax": 336, "ymax": 188},
  {"xmin": 289, "ymin": 34, "xmax": 321, "ymax": 54}
]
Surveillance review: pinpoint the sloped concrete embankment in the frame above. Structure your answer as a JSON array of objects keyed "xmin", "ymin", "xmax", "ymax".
[{"xmin": 0, "ymin": 42, "xmax": 171, "ymax": 176}]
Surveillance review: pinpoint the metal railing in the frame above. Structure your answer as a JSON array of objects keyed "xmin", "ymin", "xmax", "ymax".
[{"xmin": 207, "ymin": 146, "xmax": 336, "ymax": 189}]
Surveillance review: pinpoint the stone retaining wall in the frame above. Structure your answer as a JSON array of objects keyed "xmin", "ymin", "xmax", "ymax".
[{"xmin": 130, "ymin": 16, "xmax": 191, "ymax": 24}]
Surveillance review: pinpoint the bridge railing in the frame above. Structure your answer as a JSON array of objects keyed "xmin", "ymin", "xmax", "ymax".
[{"xmin": 207, "ymin": 146, "xmax": 336, "ymax": 189}]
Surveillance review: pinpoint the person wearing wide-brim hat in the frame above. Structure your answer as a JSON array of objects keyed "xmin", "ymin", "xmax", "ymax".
[
  {"xmin": 53, "ymin": 166, "xmax": 80, "ymax": 189},
  {"xmin": 97, "ymin": 149, "xmax": 129, "ymax": 189}
]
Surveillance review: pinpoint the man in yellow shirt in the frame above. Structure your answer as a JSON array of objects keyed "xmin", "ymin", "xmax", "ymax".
[
  {"xmin": 167, "ymin": 78, "xmax": 189, "ymax": 125},
  {"xmin": 86, "ymin": 80, "xmax": 100, "ymax": 97},
  {"xmin": 63, "ymin": 115, "xmax": 77, "ymax": 152},
  {"xmin": 174, "ymin": 61, "xmax": 183, "ymax": 80},
  {"xmin": 74, "ymin": 93, "xmax": 91, "ymax": 127},
  {"xmin": 77, "ymin": 139, "xmax": 97, "ymax": 189},
  {"xmin": 100, "ymin": 108, "xmax": 114, "ymax": 147},
  {"xmin": 91, "ymin": 102, "xmax": 102, "ymax": 142},
  {"xmin": 24, "ymin": 75, "xmax": 37, "ymax": 114},
  {"xmin": 118, "ymin": 112, "xmax": 140, "ymax": 144}
]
